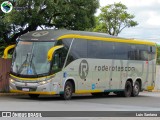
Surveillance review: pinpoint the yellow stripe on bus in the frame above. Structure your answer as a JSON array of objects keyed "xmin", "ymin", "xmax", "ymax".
[
  {"xmin": 75, "ymin": 89, "xmax": 102, "ymax": 94},
  {"xmin": 10, "ymin": 89, "xmax": 56, "ymax": 95},
  {"xmin": 58, "ymin": 34, "xmax": 156, "ymax": 46}
]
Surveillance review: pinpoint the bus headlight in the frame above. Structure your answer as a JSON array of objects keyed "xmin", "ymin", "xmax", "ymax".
[
  {"xmin": 10, "ymin": 78, "xmax": 15, "ymax": 83},
  {"xmin": 39, "ymin": 79, "xmax": 52, "ymax": 85}
]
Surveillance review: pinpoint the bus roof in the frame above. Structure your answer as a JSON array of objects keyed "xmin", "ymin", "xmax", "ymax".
[{"xmin": 20, "ymin": 29, "xmax": 156, "ymax": 46}]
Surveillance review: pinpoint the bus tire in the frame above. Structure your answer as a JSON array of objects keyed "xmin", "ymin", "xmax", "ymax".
[
  {"xmin": 29, "ymin": 94, "xmax": 39, "ymax": 99},
  {"xmin": 123, "ymin": 81, "xmax": 132, "ymax": 97},
  {"xmin": 132, "ymin": 81, "xmax": 140, "ymax": 97},
  {"xmin": 61, "ymin": 81, "xmax": 73, "ymax": 100}
]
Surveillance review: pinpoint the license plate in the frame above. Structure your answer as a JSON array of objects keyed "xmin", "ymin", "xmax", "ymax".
[{"xmin": 22, "ymin": 88, "xmax": 30, "ymax": 91}]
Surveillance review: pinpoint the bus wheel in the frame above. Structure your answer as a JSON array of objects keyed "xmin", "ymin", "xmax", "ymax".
[
  {"xmin": 61, "ymin": 81, "xmax": 73, "ymax": 100},
  {"xmin": 132, "ymin": 81, "xmax": 140, "ymax": 97},
  {"xmin": 29, "ymin": 94, "xmax": 39, "ymax": 99},
  {"xmin": 123, "ymin": 81, "xmax": 132, "ymax": 97}
]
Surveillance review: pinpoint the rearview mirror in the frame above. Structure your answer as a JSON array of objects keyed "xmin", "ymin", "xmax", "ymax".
[
  {"xmin": 3, "ymin": 44, "xmax": 16, "ymax": 59},
  {"xmin": 47, "ymin": 45, "xmax": 64, "ymax": 61}
]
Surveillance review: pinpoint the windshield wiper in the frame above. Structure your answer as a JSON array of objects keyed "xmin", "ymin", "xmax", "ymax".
[
  {"xmin": 17, "ymin": 53, "xmax": 29, "ymax": 74},
  {"xmin": 28, "ymin": 54, "xmax": 37, "ymax": 75},
  {"xmin": 17, "ymin": 53, "xmax": 38, "ymax": 75}
]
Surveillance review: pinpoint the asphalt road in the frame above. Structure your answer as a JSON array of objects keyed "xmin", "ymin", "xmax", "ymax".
[
  {"xmin": 0, "ymin": 92, "xmax": 160, "ymax": 111},
  {"xmin": 0, "ymin": 92, "xmax": 160, "ymax": 120}
]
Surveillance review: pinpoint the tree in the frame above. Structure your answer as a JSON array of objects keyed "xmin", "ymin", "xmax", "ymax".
[
  {"xmin": 0, "ymin": 0, "xmax": 99, "ymax": 45},
  {"xmin": 94, "ymin": 2, "xmax": 138, "ymax": 36}
]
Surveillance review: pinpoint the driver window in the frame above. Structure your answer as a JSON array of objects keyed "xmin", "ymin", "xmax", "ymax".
[
  {"xmin": 51, "ymin": 47, "xmax": 68, "ymax": 73},
  {"xmin": 51, "ymin": 50, "xmax": 62, "ymax": 73}
]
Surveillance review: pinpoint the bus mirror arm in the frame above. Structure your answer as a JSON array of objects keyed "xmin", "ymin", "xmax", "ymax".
[
  {"xmin": 3, "ymin": 44, "xmax": 16, "ymax": 59},
  {"xmin": 47, "ymin": 45, "xmax": 64, "ymax": 61}
]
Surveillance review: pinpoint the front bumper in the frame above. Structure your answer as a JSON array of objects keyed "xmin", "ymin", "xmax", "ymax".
[
  {"xmin": 10, "ymin": 89, "xmax": 56, "ymax": 95},
  {"xmin": 10, "ymin": 80, "xmax": 57, "ymax": 95}
]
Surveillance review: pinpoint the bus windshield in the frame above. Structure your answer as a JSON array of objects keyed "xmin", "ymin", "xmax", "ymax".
[{"xmin": 11, "ymin": 41, "xmax": 56, "ymax": 77}]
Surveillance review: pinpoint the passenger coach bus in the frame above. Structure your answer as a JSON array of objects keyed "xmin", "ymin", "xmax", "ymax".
[{"xmin": 4, "ymin": 30, "xmax": 157, "ymax": 100}]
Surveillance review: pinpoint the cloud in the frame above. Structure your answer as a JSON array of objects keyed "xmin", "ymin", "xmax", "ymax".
[
  {"xmin": 99, "ymin": 0, "xmax": 159, "ymax": 7},
  {"xmin": 98, "ymin": 0, "xmax": 160, "ymax": 43},
  {"xmin": 147, "ymin": 12, "xmax": 160, "ymax": 26},
  {"xmin": 99, "ymin": 0, "xmax": 160, "ymax": 27}
]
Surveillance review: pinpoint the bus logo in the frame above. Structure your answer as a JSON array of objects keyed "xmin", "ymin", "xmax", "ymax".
[
  {"xmin": 79, "ymin": 60, "xmax": 89, "ymax": 79},
  {"xmin": 32, "ymin": 31, "xmax": 49, "ymax": 37}
]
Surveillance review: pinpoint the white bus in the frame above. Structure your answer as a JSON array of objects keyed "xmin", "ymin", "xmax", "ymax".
[{"xmin": 5, "ymin": 30, "xmax": 157, "ymax": 100}]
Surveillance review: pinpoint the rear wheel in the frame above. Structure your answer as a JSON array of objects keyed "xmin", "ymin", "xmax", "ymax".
[
  {"xmin": 29, "ymin": 94, "xmax": 39, "ymax": 99},
  {"xmin": 60, "ymin": 81, "xmax": 73, "ymax": 100},
  {"xmin": 123, "ymin": 81, "xmax": 132, "ymax": 97},
  {"xmin": 132, "ymin": 81, "xmax": 140, "ymax": 97}
]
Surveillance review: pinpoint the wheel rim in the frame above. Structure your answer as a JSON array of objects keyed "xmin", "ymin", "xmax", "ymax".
[
  {"xmin": 65, "ymin": 85, "xmax": 71, "ymax": 98},
  {"xmin": 134, "ymin": 84, "xmax": 139, "ymax": 95}
]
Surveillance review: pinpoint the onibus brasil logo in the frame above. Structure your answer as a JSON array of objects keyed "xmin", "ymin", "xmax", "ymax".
[{"xmin": 1, "ymin": 1, "xmax": 13, "ymax": 13}]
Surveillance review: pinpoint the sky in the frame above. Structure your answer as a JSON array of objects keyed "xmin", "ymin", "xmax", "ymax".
[{"xmin": 97, "ymin": 0, "xmax": 160, "ymax": 44}]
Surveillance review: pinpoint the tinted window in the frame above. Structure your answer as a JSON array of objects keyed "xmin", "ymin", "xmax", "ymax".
[
  {"xmin": 70, "ymin": 39, "xmax": 87, "ymax": 59},
  {"xmin": 128, "ymin": 44, "xmax": 148, "ymax": 61},
  {"xmin": 62, "ymin": 39, "xmax": 72, "ymax": 48},
  {"xmin": 88, "ymin": 40, "xmax": 101, "ymax": 58},
  {"xmin": 62, "ymin": 38, "xmax": 76, "ymax": 66},
  {"xmin": 148, "ymin": 46, "xmax": 156, "ymax": 60},
  {"xmin": 137, "ymin": 45, "xmax": 148, "ymax": 61},
  {"xmin": 114, "ymin": 43, "xmax": 130, "ymax": 60},
  {"xmin": 51, "ymin": 47, "xmax": 68, "ymax": 73},
  {"xmin": 88, "ymin": 40, "xmax": 115, "ymax": 59},
  {"xmin": 100, "ymin": 41, "xmax": 115, "ymax": 59},
  {"xmin": 128, "ymin": 45, "xmax": 136, "ymax": 60}
]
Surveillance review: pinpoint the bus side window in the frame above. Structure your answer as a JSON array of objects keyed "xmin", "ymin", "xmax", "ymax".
[
  {"xmin": 128, "ymin": 45, "xmax": 136, "ymax": 60},
  {"xmin": 148, "ymin": 46, "xmax": 156, "ymax": 61},
  {"xmin": 139, "ymin": 50, "xmax": 148, "ymax": 61},
  {"xmin": 152, "ymin": 46, "xmax": 156, "ymax": 60}
]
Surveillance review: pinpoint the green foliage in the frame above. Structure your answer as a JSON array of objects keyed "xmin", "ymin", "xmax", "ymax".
[
  {"xmin": 93, "ymin": 2, "xmax": 138, "ymax": 36},
  {"xmin": 0, "ymin": 0, "xmax": 99, "ymax": 45}
]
